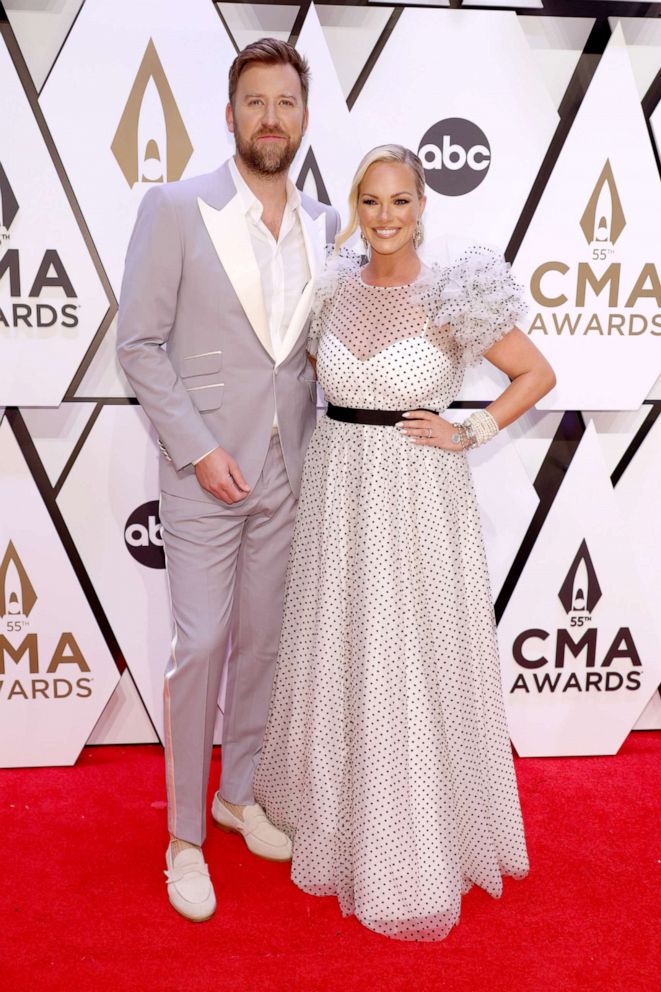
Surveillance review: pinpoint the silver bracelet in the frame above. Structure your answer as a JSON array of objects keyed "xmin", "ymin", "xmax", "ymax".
[{"xmin": 451, "ymin": 410, "xmax": 499, "ymax": 449}]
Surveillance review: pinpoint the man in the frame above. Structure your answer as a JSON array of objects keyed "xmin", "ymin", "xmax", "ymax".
[{"xmin": 117, "ymin": 38, "xmax": 340, "ymax": 921}]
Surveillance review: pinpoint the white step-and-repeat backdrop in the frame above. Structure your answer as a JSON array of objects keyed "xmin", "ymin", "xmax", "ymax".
[{"xmin": 1, "ymin": 0, "xmax": 660, "ymax": 765}]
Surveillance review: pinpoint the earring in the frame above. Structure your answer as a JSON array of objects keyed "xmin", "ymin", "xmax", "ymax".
[
  {"xmin": 360, "ymin": 231, "xmax": 371, "ymax": 259},
  {"xmin": 413, "ymin": 219, "xmax": 423, "ymax": 249}
]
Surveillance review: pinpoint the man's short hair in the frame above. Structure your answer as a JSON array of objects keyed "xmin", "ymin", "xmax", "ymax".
[{"xmin": 228, "ymin": 38, "xmax": 311, "ymax": 107}]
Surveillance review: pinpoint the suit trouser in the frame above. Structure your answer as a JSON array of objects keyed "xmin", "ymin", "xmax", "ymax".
[{"xmin": 159, "ymin": 434, "xmax": 297, "ymax": 846}]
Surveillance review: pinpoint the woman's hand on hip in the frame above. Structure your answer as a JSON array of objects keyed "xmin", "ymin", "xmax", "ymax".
[{"xmin": 396, "ymin": 410, "xmax": 464, "ymax": 451}]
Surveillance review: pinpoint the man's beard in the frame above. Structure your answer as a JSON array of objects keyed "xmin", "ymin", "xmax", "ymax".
[{"xmin": 234, "ymin": 124, "xmax": 301, "ymax": 177}]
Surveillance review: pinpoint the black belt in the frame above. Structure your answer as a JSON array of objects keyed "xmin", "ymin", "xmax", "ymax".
[{"xmin": 326, "ymin": 404, "xmax": 437, "ymax": 427}]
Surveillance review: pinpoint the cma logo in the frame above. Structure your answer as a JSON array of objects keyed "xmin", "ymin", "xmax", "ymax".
[
  {"xmin": 0, "ymin": 162, "xmax": 19, "ymax": 242},
  {"xmin": 528, "ymin": 161, "xmax": 660, "ymax": 338},
  {"xmin": 0, "ymin": 541, "xmax": 92, "ymax": 698},
  {"xmin": 0, "ymin": 542, "xmax": 37, "ymax": 625},
  {"xmin": 0, "ymin": 248, "xmax": 79, "ymax": 331},
  {"xmin": 0, "ymin": 162, "xmax": 79, "ymax": 331},
  {"xmin": 0, "ymin": 249, "xmax": 76, "ymax": 299},
  {"xmin": 418, "ymin": 118, "xmax": 491, "ymax": 196},
  {"xmin": 510, "ymin": 541, "xmax": 642, "ymax": 695},
  {"xmin": 124, "ymin": 501, "xmax": 165, "ymax": 569},
  {"xmin": 558, "ymin": 540, "xmax": 601, "ymax": 615},
  {"xmin": 112, "ymin": 38, "xmax": 192, "ymax": 187},
  {"xmin": 580, "ymin": 160, "xmax": 625, "ymax": 250}
]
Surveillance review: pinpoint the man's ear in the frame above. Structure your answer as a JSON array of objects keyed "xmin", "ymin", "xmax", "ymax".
[{"xmin": 226, "ymin": 101, "xmax": 235, "ymax": 134}]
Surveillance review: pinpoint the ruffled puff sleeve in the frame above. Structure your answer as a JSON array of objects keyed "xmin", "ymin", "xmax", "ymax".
[
  {"xmin": 308, "ymin": 245, "xmax": 363, "ymax": 357},
  {"xmin": 423, "ymin": 245, "xmax": 528, "ymax": 366}
]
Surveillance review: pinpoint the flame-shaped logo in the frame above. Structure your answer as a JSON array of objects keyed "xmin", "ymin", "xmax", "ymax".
[
  {"xmin": 0, "ymin": 162, "xmax": 19, "ymax": 240},
  {"xmin": 580, "ymin": 160, "xmax": 625, "ymax": 247},
  {"xmin": 111, "ymin": 38, "xmax": 193, "ymax": 188},
  {"xmin": 0, "ymin": 542, "xmax": 37, "ymax": 620},
  {"xmin": 558, "ymin": 540, "xmax": 602, "ymax": 615}
]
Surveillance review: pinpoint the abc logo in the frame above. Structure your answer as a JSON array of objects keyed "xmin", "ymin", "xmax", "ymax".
[
  {"xmin": 124, "ymin": 501, "xmax": 165, "ymax": 570},
  {"xmin": 418, "ymin": 118, "xmax": 491, "ymax": 196}
]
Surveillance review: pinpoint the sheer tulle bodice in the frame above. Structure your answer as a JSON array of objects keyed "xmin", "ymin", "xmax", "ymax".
[{"xmin": 310, "ymin": 244, "xmax": 527, "ymax": 412}]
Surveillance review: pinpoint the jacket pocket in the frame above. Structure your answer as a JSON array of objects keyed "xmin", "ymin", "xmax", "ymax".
[
  {"xmin": 180, "ymin": 350, "xmax": 222, "ymax": 379},
  {"xmin": 186, "ymin": 382, "xmax": 224, "ymax": 412}
]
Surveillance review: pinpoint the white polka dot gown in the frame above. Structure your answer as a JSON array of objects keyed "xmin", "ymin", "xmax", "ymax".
[{"xmin": 254, "ymin": 245, "xmax": 530, "ymax": 941}]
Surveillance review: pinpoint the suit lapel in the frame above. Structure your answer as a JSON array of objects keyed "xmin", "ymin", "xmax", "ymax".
[
  {"xmin": 276, "ymin": 208, "xmax": 327, "ymax": 366},
  {"xmin": 197, "ymin": 194, "xmax": 274, "ymax": 360}
]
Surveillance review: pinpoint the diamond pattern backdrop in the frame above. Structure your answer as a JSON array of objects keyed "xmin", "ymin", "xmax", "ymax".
[{"xmin": 1, "ymin": 1, "xmax": 659, "ymax": 764}]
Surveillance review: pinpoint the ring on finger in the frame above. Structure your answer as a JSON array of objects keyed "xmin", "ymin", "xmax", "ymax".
[{"xmin": 427, "ymin": 427, "xmax": 432, "ymax": 438}]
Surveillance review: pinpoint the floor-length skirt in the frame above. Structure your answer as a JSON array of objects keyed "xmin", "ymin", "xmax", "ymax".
[{"xmin": 254, "ymin": 418, "xmax": 529, "ymax": 940}]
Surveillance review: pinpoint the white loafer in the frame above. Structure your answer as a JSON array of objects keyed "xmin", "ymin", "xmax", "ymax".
[
  {"xmin": 164, "ymin": 845, "xmax": 216, "ymax": 922},
  {"xmin": 211, "ymin": 793, "xmax": 292, "ymax": 862}
]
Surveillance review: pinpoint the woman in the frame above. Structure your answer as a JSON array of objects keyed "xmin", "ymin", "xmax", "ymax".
[{"xmin": 254, "ymin": 145, "xmax": 556, "ymax": 941}]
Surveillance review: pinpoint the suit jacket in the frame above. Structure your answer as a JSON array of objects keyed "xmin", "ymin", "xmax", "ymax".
[{"xmin": 117, "ymin": 160, "xmax": 340, "ymax": 501}]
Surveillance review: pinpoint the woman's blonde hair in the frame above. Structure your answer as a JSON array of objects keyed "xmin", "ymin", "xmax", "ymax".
[{"xmin": 335, "ymin": 144, "xmax": 426, "ymax": 251}]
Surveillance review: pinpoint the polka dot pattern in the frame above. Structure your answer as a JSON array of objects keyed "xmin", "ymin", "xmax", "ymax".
[{"xmin": 254, "ymin": 247, "xmax": 529, "ymax": 941}]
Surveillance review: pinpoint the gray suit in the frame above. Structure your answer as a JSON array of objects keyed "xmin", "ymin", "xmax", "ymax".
[{"xmin": 117, "ymin": 160, "xmax": 339, "ymax": 844}]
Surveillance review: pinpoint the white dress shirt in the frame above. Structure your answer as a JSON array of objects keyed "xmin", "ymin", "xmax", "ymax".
[
  {"xmin": 193, "ymin": 159, "xmax": 311, "ymax": 464},
  {"xmin": 228, "ymin": 157, "xmax": 310, "ymax": 365}
]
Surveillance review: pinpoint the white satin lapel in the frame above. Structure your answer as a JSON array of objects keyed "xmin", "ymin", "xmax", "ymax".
[
  {"xmin": 197, "ymin": 195, "xmax": 273, "ymax": 359},
  {"xmin": 276, "ymin": 209, "xmax": 327, "ymax": 367}
]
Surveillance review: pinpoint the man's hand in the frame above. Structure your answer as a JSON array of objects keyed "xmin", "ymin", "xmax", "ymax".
[{"xmin": 194, "ymin": 447, "xmax": 251, "ymax": 504}]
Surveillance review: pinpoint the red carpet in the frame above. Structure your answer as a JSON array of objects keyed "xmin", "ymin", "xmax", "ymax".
[{"xmin": 2, "ymin": 732, "xmax": 660, "ymax": 992}]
